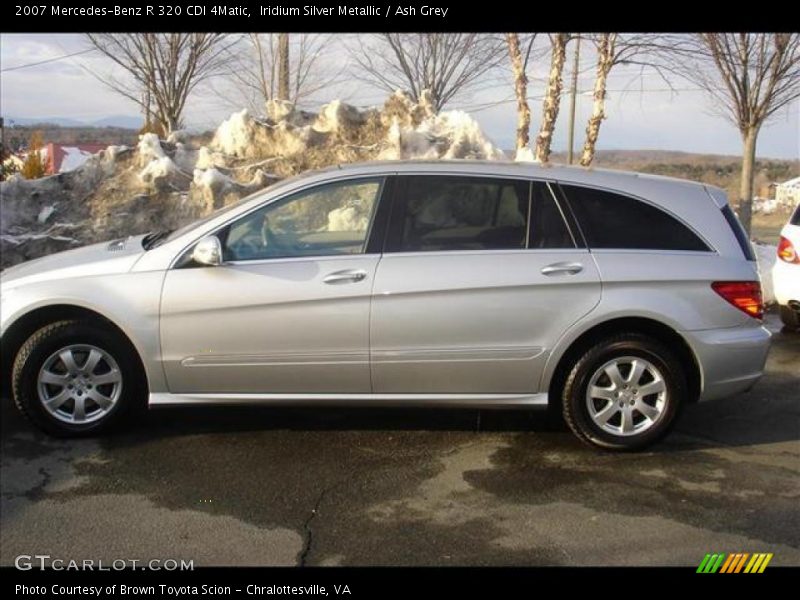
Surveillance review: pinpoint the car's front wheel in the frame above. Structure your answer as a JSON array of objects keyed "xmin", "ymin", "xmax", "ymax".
[
  {"xmin": 562, "ymin": 333, "xmax": 686, "ymax": 451},
  {"xmin": 11, "ymin": 320, "xmax": 144, "ymax": 436}
]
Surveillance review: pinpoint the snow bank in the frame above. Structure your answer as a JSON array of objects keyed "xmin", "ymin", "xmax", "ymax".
[
  {"xmin": 193, "ymin": 167, "xmax": 234, "ymax": 191},
  {"xmin": 167, "ymin": 130, "xmax": 190, "ymax": 144},
  {"xmin": 514, "ymin": 147, "xmax": 537, "ymax": 162},
  {"xmin": 139, "ymin": 156, "xmax": 180, "ymax": 185},
  {"xmin": 753, "ymin": 196, "xmax": 797, "ymax": 215},
  {"xmin": 137, "ymin": 133, "xmax": 168, "ymax": 163},
  {"xmin": 382, "ymin": 109, "xmax": 506, "ymax": 161},
  {"xmin": 212, "ymin": 109, "xmax": 253, "ymax": 156},
  {"xmin": 137, "ymin": 133, "xmax": 183, "ymax": 186},
  {"xmin": 755, "ymin": 242, "xmax": 777, "ymax": 304},
  {"xmin": 327, "ymin": 206, "xmax": 368, "ymax": 232},
  {"xmin": 37, "ymin": 205, "xmax": 55, "ymax": 224},
  {"xmin": 2, "ymin": 92, "xmax": 508, "ymax": 270},
  {"xmin": 195, "ymin": 146, "xmax": 227, "ymax": 170},
  {"xmin": 102, "ymin": 145, "xmax": 128, "ymax": 161}
]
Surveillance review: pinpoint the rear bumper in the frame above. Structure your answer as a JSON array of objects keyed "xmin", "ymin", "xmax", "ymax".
[
  {"xmin": 772, "ymin": 260, "xmax": 800, "ymax": 307},
  {"xmin": 683, "ymin": 324, "xmax": 771, "ymax": 402}
]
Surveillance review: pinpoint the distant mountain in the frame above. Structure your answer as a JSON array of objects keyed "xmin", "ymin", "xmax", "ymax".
[
  {"xmin": 89, "ymin": 115, "xmax": 142, "ymax": 129},
  {"xmin": 7, "ymin": 115, "xmax": 140, "ymax": 129}
]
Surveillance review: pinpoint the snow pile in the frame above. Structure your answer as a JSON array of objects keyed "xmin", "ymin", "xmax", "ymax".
[
  {"xmin": 136, "ymin": 133, "xmax": 187, "ymax": 187},
  {"xmin": 1, "ymin": 91, "xmax": 505, "ymax": 269},
  {"xmin": 37, "ymin": 205, "xmax": 55, "ymax": 224},
  {"xmin": 514, "ymin": 147, "xmax": 537, "ymax": 162},
  {"xmin": 754, "ymin": 242, "xmax": 777, "ymax": 305},
  {"xmin": 195, "ymin": 146, "xmax": 227, "ymax": 170},
  {"xmin": 381, "ymin": 109, "xmax": 506, "ymax": 161},
  {"xmin": 102, "ymin": 145, "xmax": 128, "ymax": 162},
  {"xmin": 211, "ymin": 109, "xmax": 254, "ymax": 156},
  {"xmin": 137, "ymin": 133, "xmax": 168, "ymax": 163},
  {"xmin": 166, "ymin": 130, "xmax": 190, "ymax": 144},
  {"xmin": 314, "ymin": 100, "xmax": 365, "ymax": 133},
  {"xmin": 753, "ymin": 196, "xmax": 797, "ymax": 214},
  {"xmin": 327, "ymin": 206, "xmax": 368, "ymax": 232},
  {"xmin": 139, "ymin": 156, "xmax": 181, "ymax": 185}
]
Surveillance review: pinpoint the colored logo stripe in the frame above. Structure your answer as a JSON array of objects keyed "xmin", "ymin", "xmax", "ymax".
[
  {"xmin": 699, "ymin": 552, "xmax": 772, "ymax": 573},
  {"xmin": 697, "ymin": 553, "xmax": 726, "ymax": 573}
]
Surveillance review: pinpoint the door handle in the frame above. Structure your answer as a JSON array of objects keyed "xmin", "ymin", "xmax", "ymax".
[
  {"xmin": 541, "ymin": 262, "xmax": 584, "ymax": 276},
  {"xmin": 323, "ymin": 269, "xmax": 368, "ymax": 284}
]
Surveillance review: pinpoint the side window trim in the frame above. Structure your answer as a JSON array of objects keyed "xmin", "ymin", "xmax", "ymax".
[
  {"xmin": 544, "ymin": 181, "xmax": 583, "ymax": 249},
  {"xmin": 524, "ymin": 181, "xmax": 533, "ymax": 250},
  {"xmin": 364, "ymin": 175, "xmax": 396, "ymax": 254}
]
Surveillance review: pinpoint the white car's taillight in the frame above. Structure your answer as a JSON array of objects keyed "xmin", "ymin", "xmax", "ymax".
[{"xmin": 777, "ymin": 236, "xmax": 800, "ymax": 264}]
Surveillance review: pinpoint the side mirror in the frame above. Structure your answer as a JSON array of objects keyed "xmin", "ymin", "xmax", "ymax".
[{"xmin": 192, "ymin": 236, "xmax": 223, "ymax": 266}]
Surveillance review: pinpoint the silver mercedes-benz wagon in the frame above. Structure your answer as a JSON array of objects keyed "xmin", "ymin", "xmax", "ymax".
[{"xmin": 0, "ymin": 161, "xmax": 771, "ymax": 450}]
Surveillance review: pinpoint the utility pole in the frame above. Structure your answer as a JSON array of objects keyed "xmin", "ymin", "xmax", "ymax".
[{"xmin": 566, "ymin": 36, "xmax": 581, "ymax": 165}]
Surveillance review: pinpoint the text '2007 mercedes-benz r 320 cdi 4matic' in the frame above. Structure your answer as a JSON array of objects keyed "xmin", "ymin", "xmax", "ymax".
[{"xmin": 1, "ymin": 161, "xmax": 771, "ymax": 450}]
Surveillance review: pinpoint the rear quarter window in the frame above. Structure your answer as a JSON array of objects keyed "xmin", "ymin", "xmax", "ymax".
[
  {"xmin": 791, "ymin": 203, "xmax": 800, "ymax": 226},
  {"xmin": 721, "ymin": 204, "xmax": 756, "ymax": 261},
  {"xmin": 560, "ymin": 184, "xmax": 711, "ymax": 252}
]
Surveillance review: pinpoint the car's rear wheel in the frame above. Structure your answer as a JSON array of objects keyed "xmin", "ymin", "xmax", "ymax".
[
  {"xmin": 12, "ymin": 320, "xmax": 145, "ymax": 436},
  {"xmin": 779, "ymin": 304, "xmax": 800, "ymax": 331},
  {"xmin": 562, "ymin": 333, "xmax": 685, "ymax": 451}
]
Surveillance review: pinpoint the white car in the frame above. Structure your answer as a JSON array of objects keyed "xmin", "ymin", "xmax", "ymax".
[{"xmin": 773, "ymin": 203, "xmax": 800, "ymax": 330}]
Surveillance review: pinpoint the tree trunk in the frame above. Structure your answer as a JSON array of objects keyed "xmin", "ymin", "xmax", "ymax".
[
  {"xmin": 506, "ymin": 34, "xmax": 531, "ymax": 159},
  {"xmin": 277, "ymin": 33, "xmax": 290, "ymax": 101},
  {"xmin": 580, "ymin": 34, "xmax": 615, "ymax": 167},
  {"xmin": 738, "ymin": 127, "xmax": 758, "ymax": 235},
  {"xmin": 535, "ymin": 34, "xmax": 569, "ymax": 163}
]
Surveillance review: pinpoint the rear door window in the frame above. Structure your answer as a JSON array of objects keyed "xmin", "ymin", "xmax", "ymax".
[
  {"xmin": 388, "ymin": 176, "xmax": 530, "ymax": 252},
  {"xmin": 560, "ymin": 184, "xmax": 711, "ymax": 251}
]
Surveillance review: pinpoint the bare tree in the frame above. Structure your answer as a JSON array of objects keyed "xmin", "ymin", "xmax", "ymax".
[
  {"xmin": 506, "ymin": 33, "xmax": 536, "ymax": 158},
  {"xmin": 579, "ymin": 33, "xmax": 669, "ymax": 167},
  {"xmin": 277, "ymin": 33, "xmax": 290, "ymax": 101},
  {"xmin": 86, "ymin": 34, "xmax": 232, "ymax": 133},
  {"xmin": 350, "ymin": 34, "xmax": 506, "ymax": 111},
  {"xmin": 580, "ymin": 34, "xmax": 617, "ymax": 167},
  {"xmin": 222, "ymin": 34, "xmax": 336, "ymax": 111},
  {"xmin": 535, "ymin": 34, "xmax": 571, "ymax": 163},
  {"xmin": 674, "ymin": 34, "xmax": 800, "ymax": 234}
]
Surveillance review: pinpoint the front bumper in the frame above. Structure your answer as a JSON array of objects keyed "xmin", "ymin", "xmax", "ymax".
[{"xmin": 683, "ymin": 324, "xmax": 772, "ymax": 402}]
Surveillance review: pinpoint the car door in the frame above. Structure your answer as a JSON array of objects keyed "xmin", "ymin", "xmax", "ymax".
[
  {"xmin": 160, "ymin": 177, "xmax": 388, "ymax": 394},
  {"xmin": 370, "ymin": 175, "xmax": 601, "ymax": 394}
]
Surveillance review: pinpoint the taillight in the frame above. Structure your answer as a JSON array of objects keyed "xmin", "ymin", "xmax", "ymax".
[
  {"xmin": 712, "ymin": 281, "xmax": 763, "ymax": 320},
  {"xmin": 777, "ymin": 236, "xmax": 800, "ymax": 264}
]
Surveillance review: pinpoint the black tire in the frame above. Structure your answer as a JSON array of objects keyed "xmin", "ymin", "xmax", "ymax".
[
  {"xmin": 11, "ymin": 320, "xmax": 145, "ymax": 437},
  {"xmin": 562, "ymin": 332, "xmax": 686, "ymax": 451},
  {"xmin": 779, "ymin": 305, "xmax": 800, "ymax": 331}
]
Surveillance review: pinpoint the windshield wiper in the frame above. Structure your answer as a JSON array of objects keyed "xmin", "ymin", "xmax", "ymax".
[{"xmin": 142, "ymin": 230, "xmax": 173, "ymax": 250}]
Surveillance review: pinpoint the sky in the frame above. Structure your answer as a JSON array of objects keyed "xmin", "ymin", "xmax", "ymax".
[{"xmin": 1, "ymin": 33, "xmax": 798, "ymax": 159}]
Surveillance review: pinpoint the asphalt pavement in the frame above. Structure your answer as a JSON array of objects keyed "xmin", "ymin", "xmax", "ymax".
[{"xmin": 1, "ymin": 313, "xmax": 798, "ymax": 566}]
